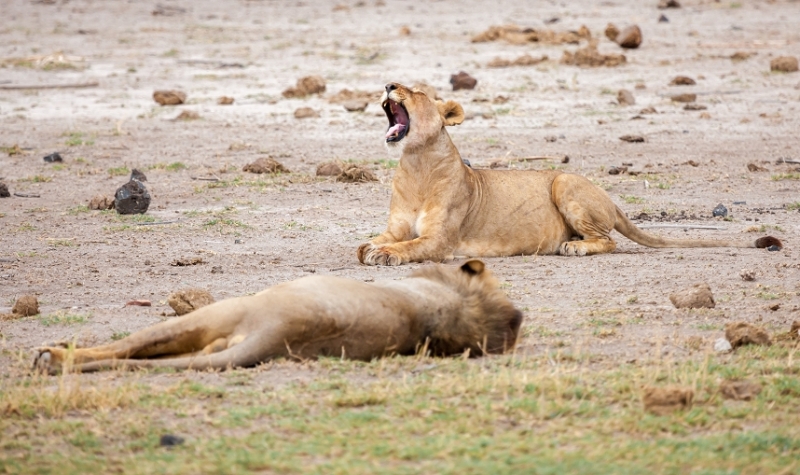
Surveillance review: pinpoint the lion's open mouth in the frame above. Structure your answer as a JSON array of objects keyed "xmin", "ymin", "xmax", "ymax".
[{"xmin": 383, "ymin": 99, "xmax": 409, "ymax": 142}]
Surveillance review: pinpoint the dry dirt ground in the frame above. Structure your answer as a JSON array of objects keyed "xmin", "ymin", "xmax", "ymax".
[{"xmin": 1, "ymin": 0, "xmax": 799, "ymax": 442}]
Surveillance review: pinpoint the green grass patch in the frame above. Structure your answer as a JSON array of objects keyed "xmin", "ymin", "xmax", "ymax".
[
  {"xmin": 64, "ymin": 132, "xmax": 94, "ymax": 147},
  {"xmin": 2, "ymin": 348, "xmax": 799, "ymax": 473},
  {"xmin": 38, "ymin": 311, "xmax": 91, "ymax": 326},
  {"xmin": 771, "ymin": 173, "xmax": 800, "ymax": 181},
  {"xmin": 107, "ymin": 166, "xmax": 130, "ymax": 177},
  {"xmin": 619, "ymin": 195, "xmax": 645, "ymax": 204}
]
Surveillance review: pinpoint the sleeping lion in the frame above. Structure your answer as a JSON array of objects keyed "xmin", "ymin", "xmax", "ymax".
[
  {"xmin": 33, "ymin": 260, "xmax": 522, "ymax": 374},
  {"xmin": 357, "ymin": 82, "xmax": 782, "ymax": 266}
]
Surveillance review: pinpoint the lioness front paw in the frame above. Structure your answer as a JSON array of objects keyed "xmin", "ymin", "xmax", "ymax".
[
  {"xmin": 559, "ymin": 241, "xmax": 587, "ymax": 257},
  {"xmin": 357, "ymin": 243, "xmax": 404, "ymax": 266}
]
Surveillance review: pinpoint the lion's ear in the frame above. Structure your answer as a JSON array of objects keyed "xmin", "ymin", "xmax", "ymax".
[
  {"xmin": 460, "ymin": 260, "xmax": 485, "ymax": 276},
  {"xmin": 437, "ymin": 100, "xmax": 465, "ymax": 126}
]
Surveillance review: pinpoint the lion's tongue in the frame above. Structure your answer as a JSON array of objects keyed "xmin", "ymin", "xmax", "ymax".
[{"xmin": 386, "ymin": 123, "xmax": 406, "ymax": 139}]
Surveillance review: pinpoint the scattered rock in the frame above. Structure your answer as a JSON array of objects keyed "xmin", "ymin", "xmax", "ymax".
[
  {"xmin": 643, "ymin": 386, "xmax": 693, "ymax": 415},
  {"xmin": 725, "ymin": 322, "xmax": 771, "ymax": 348},
  {"xmin": 683, "ymin": 104, "xmax": 707, "ymax": 111},
  {"xmin": 747, "ymin": 163, "xmax": 768, "ymax": 172},
  {"xmin": 617, "ymin": 89, "xmax": 635, "ymax": 106},
  {"xmin": 171, "ymin": 257, "xmax": 204, "ymax": 266},
  {"xmin": 125, "ymin": 300, "xmax": 152, "ymax": 307},
  {"xmin": 739, "ymin": 269, "xmax": 756, "ymax": 281},
  {"xmin": 294, "ymin": 107, "xmax": 319, "ymax": 119},
  {"xmin": 168, "ymin": 289, "xmax": 214, "ymax": 316},
  {"xmin": 130, "ymin": 169, "xmax": 147, "ymax": 182},
  {"xmin": 399, "ymin": 25, "xmax": 411, "ymax": 36},
  {"xmin": 669, "ymin": 282, "xmax": 715, "ymax": 309},
  {"xmin": 343, "ymin": 100, "xmax": 368, "ymax": 112},
  {"xmin": 670, "ymin": 76, "xmax": 696, "ymax": 86},
  {"xmin": 658, "ymin": 0, "xmax": 680, "ymax": 8},
  {"xmin": 730, "ymin": 51, "xmax": 754, "ymax": 61},
  {"xmin": 211, "ymin": 266, "xmax": 223, "ymax": 274},
  {"xmin": 619, "ymin": 135, "xmax": 645, "ymax": 143},
  {"xmin": 217, "ymin": 96, "xmax": 234, "ymax": 105},
  {"xmin": 337, "ymin": 164, "xmax": 378, "ymax": 183},
  {"xmin": 608, "ymin": 166, "xmax": 628, "ymax": 175},
  {"xmin": 88, "ymin": 195, "xmax": 115, "ymax": 210},
  {"xmin": 615, "ymin": 25, "xmax": 642, "ymax": 49},
  {"xmin": 712, "ymin": 203, "xmax": 728, "ymax": 217},
  {"xmin": 0, "ymin": 182, "xmax": 9, "ymax": 198},
  {"xmin": 243, "ymin": 157, "xmax": 290, "ymax": 174},
  {"xmin": 658, "ymin": 14, "xmax": 669, "ymax": 23},
  {"xmin": 714, "ymin": 337, "xmax": 733, "ymax": 353},
  {"xmin": 411, "ymin": 83, "xmax": 439, "ymax": 100},
  {"xmin": 114, "ymin": 179, "xmax": 151, "ymax": 215},
  {"xmin": 769, "ymin": 303, "xmax": 780, "ymax": 312},
  {"xmin": 282, "ymin": 75, "xmax": 326, "ymax": 98},
  {"xmin": 43, "ymin": 152, "xmax": 63, "ymax": 163},
  {"xmin": 174, "ymin": 110, "xmax": 200, "ymax": 121},
  {"xmin": 152, "ymin": 5, "xmax": 186, "ymax": 16},
  {"xmin": 12, "ymin": 295, "xmax": 39, "ymax": 316},
  {"xmin": 670, "ymin": 93, "xmax": 696, "ymax": 103},
  {"xmin": 450, "ymin": 71, "xmax": 477, "ymax": 91},
  {"xmin": 767, "ymin": 245, "xmax": 780, "ymax": 252},
  {"xmin": 683, "ymin": 160, "xmax": 699, "ymax": 167},
  {"xmin": 720, "ymin": 380, "xmax": 762, "ymax": 401},
  {"xmin": 159, "ymin": 434, "xmax": 185, "ymax": 447},
  {"xmin": 544, "ymin": 135, "xmax": 558, "ymax": 143},
  {"xmin": 770, "ymin": 56, "xmax": 798, "ymax": 73},
  {"xmin": 639, "ymin": 106, "xmax": 657, "ymax": 114},
  {"xmin": 153, "ymin": 90, "xmax": 186, "ymax": 106},
  {"xmin": 561, "ymin": 41, "xmax": 626, "ymax": 67},
  {"xmin": 316, "ymin": 161, "xmax": 343, "ymax": 177}
]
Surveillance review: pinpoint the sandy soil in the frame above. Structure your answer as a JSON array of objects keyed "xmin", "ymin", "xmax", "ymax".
[{"xmin": 1, "ymin": 0, "xmax": 799, "ymax": 373}]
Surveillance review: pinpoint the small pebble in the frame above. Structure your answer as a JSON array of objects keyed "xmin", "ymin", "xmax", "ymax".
[
  {"xmin": 159, "ymin": 434, "xmax": 184, "ymax": 447},
  {"xmin": 714, "ymin": 338, "xmax": 732, "ymax": 353},
  {"xmin": 767, "ymin": 245, "xmax": 780, "ymax": 252},
  {"xmin": 712, "ymin": 204, "xmax": 728, "ymax": 217},
  {"xmin": 462, "ymin": 159, "xmax": 472, "ymax": 168},
  {"xmin": 43, "ymin": 152, "xmax": 63, "ymax": 163}
]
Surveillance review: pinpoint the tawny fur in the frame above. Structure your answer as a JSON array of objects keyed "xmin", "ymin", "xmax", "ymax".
[
  {"xmin": 32, "ymin": 260, "xmax": 522, "ymax": 374},
  {"xmin": 357, "ymin": 83, "xmax": 783, "ymax": 266}
]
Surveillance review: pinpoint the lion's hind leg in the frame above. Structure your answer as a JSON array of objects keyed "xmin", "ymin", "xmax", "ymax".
[{"xmin": 552, "ymin": 174, "xmax": 618, "ymax": 256}]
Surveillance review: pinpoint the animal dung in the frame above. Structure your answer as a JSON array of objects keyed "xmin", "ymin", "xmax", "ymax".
[
  {"xmin": 168, "ymin": 289, "xmax": 215, "ymax": 316},
  {"xmin": 670, "ymin": 76, "xmax": 696, "ymax": 86},
  {"xmin": 725, "ymin": 321, "xmax": 771, "ymax": 348},
  {"xmin": 337, "ymin": 164, "xmax": 378, "ymax": 183},
  {"xmin": 720, "ymin": 380, "xmax": 761, "ymax": 401},
  {"xmin": 670, "ymin": 93, "xmax": 697, "ymax": 103},
  {"xmin": 316, "ymin": 161, "xmax": 343, "ymax": 177},
  {"xmin": 114, "ymin": 176, "xmax": 151, "ymax": 215},
  {"xmin": 770, "ymin": 56, "xmax": 798, "ymax": 73},
  {"xmin": 669, "ymin": 282, "xmax": 715, "ymax": 309},
  {"xmin": 43, "ymin": 152, "xmax": 63, "ymax": 163},
  {"xmin": 153, "ymin": 90, "xmax": 186, "ymax": 105},
  {"xmin": 282, "ymin": 75, "xmax": 326, "ymax": 98},
  {"xmin": 450, "ymin": 71, "xmax": 477, "ymax": 91},
  {"xmin": 642, "ymin": 386, "xmax": 693, "ymax": 415},
  {"xmin": 217, "ymin": 96, "xmax": 234, "ymax": 105},
  {"xmin": 619, "ymin": 135, "xmax": 644, "ymax": 143},
  {"xmin": 0, "ymin": 182, "xmax": 9, "ymax": 198},
  {"xmin": 294, "ymin": 107, "xmax": 319, "ymax": 119},
  {"xmin": 243, "ymin": 157, "xmax": 289, "ymax": 174},
  {"xmin": 88, "ymin": 195, "xmax": 115, "ymax": 210},
  {"xmin": 617, "ymin": 89, "xmax": 635, "ymax": 106},
  {"xmin": 560, "ymin": 41, "xmax": 626, "ymax": 67},
  {"xmin": 12, "ymin": 295, "xmax": 39, "ymax": 316}
]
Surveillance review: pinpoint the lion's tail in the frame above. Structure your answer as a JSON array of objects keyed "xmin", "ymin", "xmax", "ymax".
[{"xmin": 613, "ymin": 206, "xmax": 782, "ymax": 250}]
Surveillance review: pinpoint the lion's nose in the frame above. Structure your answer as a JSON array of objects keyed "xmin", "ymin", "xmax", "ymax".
[{"xmin": 385, "ymin": 83, "xmax": 398, "ymax": 93}]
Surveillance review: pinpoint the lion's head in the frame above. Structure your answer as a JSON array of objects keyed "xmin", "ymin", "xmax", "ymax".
[{"xmin": 382, "ymin": 82, "xmax": 465, "ymax": 151}]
